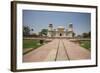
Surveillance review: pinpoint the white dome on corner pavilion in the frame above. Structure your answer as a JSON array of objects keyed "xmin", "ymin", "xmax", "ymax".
[{"xmin": 57, "ymin": 26, "xmax": 64, "ymax": 29}]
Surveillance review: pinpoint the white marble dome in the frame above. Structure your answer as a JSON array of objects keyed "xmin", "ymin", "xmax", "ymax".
[{"xmin": 57, "ymin": 26, "xmax": 65, "ymax": 29}]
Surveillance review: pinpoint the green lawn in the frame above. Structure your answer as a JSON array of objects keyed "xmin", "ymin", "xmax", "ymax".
[
  {"xmin": 80, "ymin": 41, "xmax": 91, "ymax": 50},
  {"xmin": 23, "ymin": 39, "xmax": 43, "ymax": 54},
  {"xmin": 23, "ymin": 39, "xmax": 42, "ymax": 49}
]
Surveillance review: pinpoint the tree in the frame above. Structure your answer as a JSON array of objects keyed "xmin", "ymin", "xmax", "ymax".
[
  {"xmin": 40, "ymin": 29, "xmax": 48, "ymax": 36},
  {"xmin": 88, "ymin": 31, "xmax": 91, "ymax": 38},
  {"xmin": 77, "ymin": 35, "xmax": 82, "ymax": 38},
  {"xmin": 82, "ymin": 32, "xmax": 91, "ymax": 38},
  {"xmin": 23, "ymin": 26, "xmax": 30, "ymax": 36},
  {"xmin": 82, "ymin": 33, "xmax": 88, "ymax": 38},
  {"xmin": 39, "ymin": 32, "xmax": 42, "ymax": 36},
  {"xmin": 32, "ymin": 33, "xmax": 38, "ymax": 37}
]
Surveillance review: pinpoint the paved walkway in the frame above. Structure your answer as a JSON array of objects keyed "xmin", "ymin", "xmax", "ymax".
[{"xmin": 23, "ymin": 39, "xmax": 90, "ymax": 62}]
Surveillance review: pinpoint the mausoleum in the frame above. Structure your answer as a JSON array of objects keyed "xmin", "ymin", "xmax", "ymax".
[{"xmin": 47, "ymin": 23, "xmax": 74, "ymax": 38}]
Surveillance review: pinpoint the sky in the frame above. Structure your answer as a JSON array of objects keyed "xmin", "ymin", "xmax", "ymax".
[{"xmin": 23, "ymin": 10, "xmax": 91, "ymax": 35}]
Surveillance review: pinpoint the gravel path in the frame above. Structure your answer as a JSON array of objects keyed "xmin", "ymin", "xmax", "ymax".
[{"xmin": 23, "ymin": 39, "xmax": 90, "ymax": 62}]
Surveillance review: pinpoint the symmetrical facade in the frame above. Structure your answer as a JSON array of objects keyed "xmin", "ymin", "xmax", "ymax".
[{"xmin": 47, "ymin": 23, "xmax": 74, "ymax": 38}]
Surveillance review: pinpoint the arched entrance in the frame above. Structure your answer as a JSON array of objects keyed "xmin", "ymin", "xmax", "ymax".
[{"xmin": 60, "ymin": 33, "xmax": 62, "ymax": 36}]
